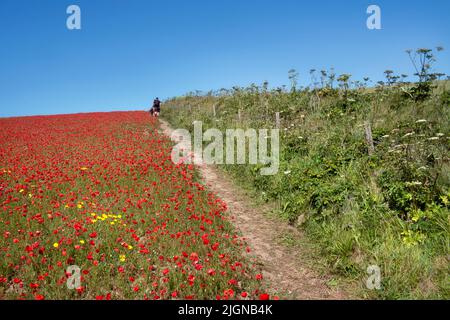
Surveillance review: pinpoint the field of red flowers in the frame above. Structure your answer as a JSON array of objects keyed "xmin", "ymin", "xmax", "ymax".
[{"xmin": 0, "ymin": 111, "xmax": 272, "ymax": 300}]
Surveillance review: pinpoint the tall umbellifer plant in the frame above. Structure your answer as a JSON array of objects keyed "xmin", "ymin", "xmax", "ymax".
[
  {"xmin": 328, "ymin": 67, "xmax": 336, "ymax": 89},
  {"xmin": 405, "ymin": 47, "xmax": 445, "ymax": 101},
  {"xmin": 288, "ymin": 69, "xmax": 299, "ymax": 93},
  {"xmin": 337, "ymin": 73, "xmax": 351, "ymax": 98},
  {"xmin": 309, "ymin": 69, "xmax": 318, "ymax": 89},
  {"xmin": 334, "ymin": 73, "xmax": 352, "ymax": 111},
  {"xmin": 384, "ymin": 70, "xmax": 400, "ymax": 86},
  {"xmin": 320, "ymin": 70, "xmax": 327, "ymax": 88}
]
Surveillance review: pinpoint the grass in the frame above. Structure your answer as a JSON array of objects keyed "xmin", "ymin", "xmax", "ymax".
[{"xmin": 161, "ymin": 72, "xmax": 450, "ymax": 300}]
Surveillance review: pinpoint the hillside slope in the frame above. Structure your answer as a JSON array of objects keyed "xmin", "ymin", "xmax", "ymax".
[{"xmin": 162, "ymin": 80, "xmax": 450, "ymax": 299}]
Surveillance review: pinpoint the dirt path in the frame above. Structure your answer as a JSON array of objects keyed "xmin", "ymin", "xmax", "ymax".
[{"xmin": 159, "ymin": 119, "xmax": 347, "ymax": 300}]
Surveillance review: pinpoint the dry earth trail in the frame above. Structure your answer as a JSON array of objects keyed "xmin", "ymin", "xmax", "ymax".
[{"xmin": 159, "ymin": 119, "xmax": 348, "ymax": 300}]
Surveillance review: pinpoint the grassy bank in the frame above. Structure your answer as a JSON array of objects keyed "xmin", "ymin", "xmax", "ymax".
[{"xmin": 161, "ymin": 54, "xmax": 449, "ymax": 299}]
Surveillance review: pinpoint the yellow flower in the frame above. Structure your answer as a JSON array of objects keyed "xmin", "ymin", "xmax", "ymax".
[
  {"xmin": 440, "ymin": 195, "xmax": 449, "ymax": 206},
  {"xmin": 79, "ymin": 240, "xmax": 85, "ymax": 244},
  {"xmin": 80, "ymin": 167, "xmax": 88, "ymax": 171},
  {"xmin": 127, "ymin": 245, "xmax": 133, "ymax": 250},
  {"xmin": 53, "ymin": 242, "xmax": 59, "ymax": 248},
  {"xmin": 28, "ymin": 193, "xmax": 33, "ymax": 198},
  {"xmin": 77, "ymin": 203, "xmax": 83, "ymax": 209},
  {"xmin": 110, "ymin": 221, "xmax": 115, "ymax": 225},
  {"xmin": 19, "ymin": 189, "xmax": 24, "ymax": 193},
  {"xmin": 119, "ymin": 254, "xmax": 126, "ymax": 262},
  {"xmin": 90, "ymin": 213, "xmax": 96, "ymax": 217}
]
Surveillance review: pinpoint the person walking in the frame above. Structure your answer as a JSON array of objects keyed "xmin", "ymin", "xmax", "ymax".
[{"xmin": 151, "ymin": 97, "xmax": 161, "ymax": 117}]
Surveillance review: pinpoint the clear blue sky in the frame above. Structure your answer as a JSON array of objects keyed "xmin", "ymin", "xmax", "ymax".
[{"xmin": 0, "ymin": 0, "xmax": 449, "ymax": 117}]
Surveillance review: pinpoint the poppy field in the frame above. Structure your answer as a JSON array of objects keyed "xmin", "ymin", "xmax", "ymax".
[{"xmin": 0, "ymin": 111, "xmax": 271, "ymax": 300}]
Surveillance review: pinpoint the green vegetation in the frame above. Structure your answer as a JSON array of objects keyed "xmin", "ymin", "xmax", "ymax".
[{"xmin": 162, "ymin": 48, "xmax": 449, "ymax": 299}]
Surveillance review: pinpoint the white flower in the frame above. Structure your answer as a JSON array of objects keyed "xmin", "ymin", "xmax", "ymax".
[
  {"xmin": 402, "ymin": 132, "xmax": 415, "ymax": 138},
  {"xmin": 406, "ymin": 181, "xmax": 422, "ymax": 186},
  {"xmin": 283, "ymin": 170, "xmax": 291, "ymax": 175}
]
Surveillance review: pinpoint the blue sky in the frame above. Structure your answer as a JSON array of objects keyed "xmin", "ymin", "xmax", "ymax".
[{"xmin": 0, "ymin": 0, "xmax": 449, "ymax": 117}]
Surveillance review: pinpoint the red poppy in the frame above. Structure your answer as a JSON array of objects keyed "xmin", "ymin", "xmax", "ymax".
[
  {"xmin": 207, "ymin": 268, "xmax": 216, "ymax": 276},
  {"xmin": 259, "ymin": 293, "xmax": 270, "ymax": 300}
]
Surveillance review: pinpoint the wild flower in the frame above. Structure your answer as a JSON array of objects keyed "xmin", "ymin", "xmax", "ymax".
[{"xmin": 0, "ymin": 111, "xmax": 272, "ymax": 300}]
